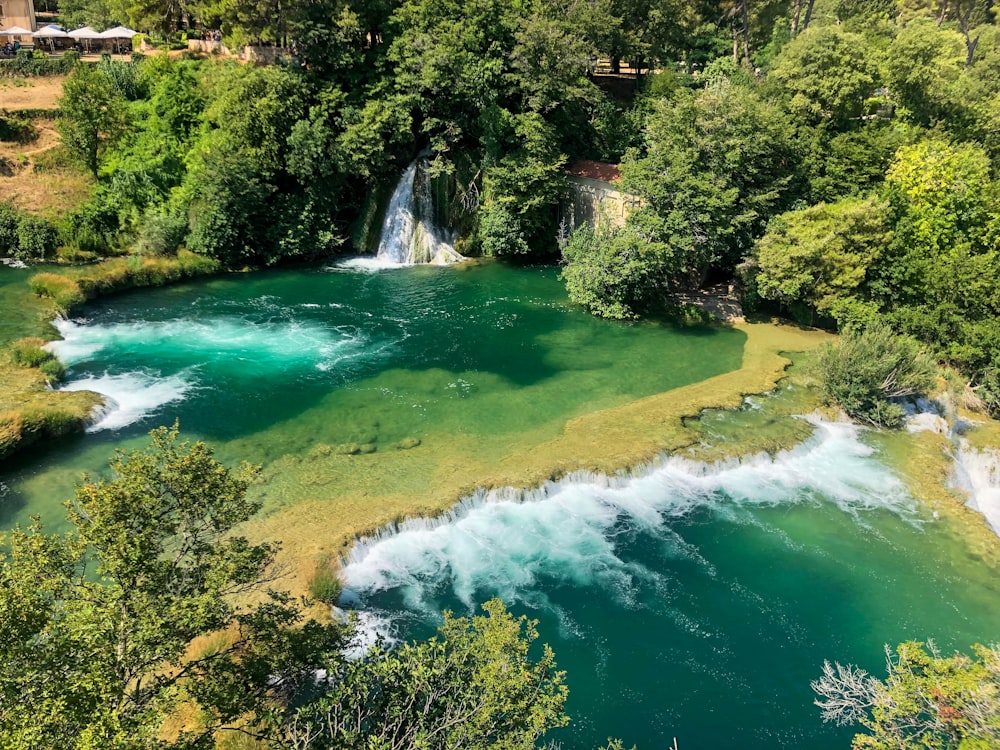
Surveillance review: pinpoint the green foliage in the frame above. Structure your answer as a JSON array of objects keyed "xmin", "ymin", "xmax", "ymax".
[
  {"xmin": 478, "ymin": 204, "xmax": 530, "ymax": 256},
  {"xmin": 285, "ymin": 599, "xmax": 569, "ymax": 748},
  {"xmin": 813, "ymin": 641, "xmax": 1000, "ymax": 749},
  {"xmin": 622, "ymin": 80, "xmax": 799, "ymax": 282},
  {"xmin": 308, "ymin": 558, "xmax": 343, "ymax": 604},
  {"xmin": 0, "ymin": 49, "xmax": 77, "ymax": 77},
  {"xmin": 8, "ymin": 338, "xmax": 65, "ymax": 383},
  {"xmin": 768, "ymin": 25, "xmax": 879, "ymax": 125},
  {"xmin": 28, "ymin": 273, "xmax": 86, "ymax": 311},
  {"xmin": 818, "ymin": 321, "xmax": 937, "ymax": 427},
  {"xmin": 0, "ymin": 114, "xmax": 36, "ymax": 144},
  {"xmin": 135, "ymin": 207, "xmax": 188, "ymax": 255},
  {"xmin": 560, "ymin": 223, "xmax": 670, "ymax": 319},
  {"xmin": 0, "ymin": 426, "xmax": 346, "ymax": 748},
  {"xmin": 753, "ymin": 195, "xmax": 890, "ymax": 319},
  {"xmin": 186, "ymin": 155, "xmax": 274, "ymax": 266},
  {"xmin": 58, "ymin": 63, "xmax": 127, "ymax": 178},
  {"xmin": 0, "ymin": 202, "xmax": 59, "ymax": 261},
  {"xmin": 15, "ymin": 215, "xmax": 60, "ymax": 260}
]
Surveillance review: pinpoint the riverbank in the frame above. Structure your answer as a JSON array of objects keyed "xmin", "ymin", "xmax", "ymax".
[{"xmin": 0, "ymin": 251, "xmax": 220, "ymax": 463}]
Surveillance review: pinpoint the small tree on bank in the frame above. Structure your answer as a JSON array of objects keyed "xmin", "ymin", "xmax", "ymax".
[
  {"xmin": 58, "ymin": 63, "xmax": 126, "ymax": 178},
  {"xmin": 818, "ymin": 321, "xmax": 937, "ymax": 428},
  {"xmin": 0, "ymin": 426, "xmax": 345, "ymax": 748},
  {"xmin": 0, "ymin": 427, "xmax": 571, "ymax": 749}
]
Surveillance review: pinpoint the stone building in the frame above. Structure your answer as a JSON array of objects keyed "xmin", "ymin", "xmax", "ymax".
[
  {"xmin": 0, "ymin": 0, "xmax": 37, "ymax": 41},
  {"xmin": 562, "ymin": 160, "xmax": 644, "ymax": 233}
]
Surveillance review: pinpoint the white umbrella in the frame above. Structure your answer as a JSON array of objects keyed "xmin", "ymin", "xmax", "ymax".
[
  {"xmin": 69, "ymin": 26, "xmax": 101, "ymax": 38},
  {"xmin": 69, "ymin": 26, "xmax": 101, "ymax": 52},
  {"xmin": 32, "ymin": 24, "xmax": 69, "ymax": 52},
  {"xmin": 0, "ymin": 25, "xmax": 34, "ymax": 37},
  {"xmin": 98, "ymin": 25, "xmax": 138, "ymax": 38},
  {"xmin": 32, "ymin": 24, "xmax": 69, "ymax": 37}
]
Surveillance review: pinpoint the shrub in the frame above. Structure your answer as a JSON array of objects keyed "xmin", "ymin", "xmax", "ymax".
[
  {"xmin": 9, "ymin": 338, "xmax": 65, "ymax": 383},
  {"xmin": 478, "ymin": 205, "xmax": 530, "ymax": 256},
  {"xmin": 308, "ymin": 559, "xmax": 343, "ymax": 604},
  {"xmin": 136, "ymin": 208, "xmax": 188, "ymax": 255},
  {"xmin": 9, "ymin": 337, "xmax": 52, "ymax": 367},
  {"xmin": 819, "ymin": 321, "xmax": 938, "ymax": 428},
  {"xmin": 29, "ymin": 273, "xmax": 86, "ymax": 311},
  {"xmin": 0, "ymin": 201, "xmax": 19, "ymax": 254},
  {"xmin": 15, "ymin": 214, "xmax": 59, "ymax": 260},
  {"xmin": 0, "ymin": 115, "xmax": 36, "ymax": 144},
  {"xmin": 560, "ymin": 223, "xmax": 670, "ymax": 320}
]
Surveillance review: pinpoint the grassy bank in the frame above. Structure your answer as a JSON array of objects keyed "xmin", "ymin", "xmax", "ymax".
[
  {"xmin": 29, "ymin": 250, "xmax": 220, "ymax": 313},
  {"xmin": 0, "ymin": 250, "xmax": 220, "ymax": 464}
]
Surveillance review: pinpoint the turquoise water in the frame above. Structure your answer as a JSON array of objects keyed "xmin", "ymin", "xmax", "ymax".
[
  {"xmin": 0, "ymin": 261, "xmax": 745, "ymax": 526},
  {"xmin": 341, "ymin": 419, "xmax": 1000, "ymax": 748},
  {"xmin": 2, "ymin": 262, "xmax": 998, "ymax": 749}
]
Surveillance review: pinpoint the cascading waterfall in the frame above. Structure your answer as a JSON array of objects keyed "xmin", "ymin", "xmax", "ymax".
[
  {"xmin": 953, "ymin": 442, "xmax": 1000, "ymax": 534},
  {"xmin": 904, "ymin": 397, "xmax": 1000, "ymax": 535},
  {"xmin": 375, "ymin": 159, "xmax": 464, "ymax": 266}
]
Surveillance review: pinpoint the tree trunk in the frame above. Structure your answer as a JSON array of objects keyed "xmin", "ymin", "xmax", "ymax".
[
  {"xmin": 740, "ymin": 0, "xmax": 751, "ymax": 66},
  {"xmin": 791, "ymin": 0, "xmax": 802, "ymax": 35},
  {"xmin": 802, "ymin": 0, "xmax": 816, "ymax": 30},
  {"xmin": 611, "ymin": 55, "xmax": 621, "ymax": 74},
  {"xmin": 960, "ymin": 2, "xmax": 979, "ymax": 67},
  {"xmin": 937, "ymin": 0, "xmax": 951, "ymax": 26}
]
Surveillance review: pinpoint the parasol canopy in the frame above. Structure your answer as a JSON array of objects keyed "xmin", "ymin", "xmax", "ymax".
[
  {"xmin": 32, "ymin": 24, "xmax": 70, "ymax": 38},
  {"xmin": 98, "ymin": 25, "xmax": 138, "ymax": 38}
]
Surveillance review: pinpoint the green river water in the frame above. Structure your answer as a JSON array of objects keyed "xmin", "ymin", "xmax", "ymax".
[{"xmin": 1, "ymin": 261, "xmax": 998, "ymax": 749}]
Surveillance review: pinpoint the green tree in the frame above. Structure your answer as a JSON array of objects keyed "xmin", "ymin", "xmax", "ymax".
[
  {"xmin": 884, "ymin": 19, "xmax": 967, "ymax": 125},
  {"xmin": 817, "ymin": 321, "xmax": 937, "ymax": 427},
  {"xmin": 622, "ymin": 79, "xmax": 799, "ymax": 284},
  {"xmin": 560, "ymin": 222, "xmax": 671, "ymax": 319},
  {"xmin": 813, "ymin": 641, "xmax": 1000, "ymax": 749},
  {"xmin": 0, "ymin": 426, "xmax": 344, "ymax": 749},
  {"xmin": 58, "ymin": 63, "xmax": 127, "ymax": 178},
  {"xmin": 282, "ymin": 599, "xmax": 569, "ymax": 749},
  {"xmin": 767, "ymin": 24, "xmax": 880, "ymax": 126},
  {"xmin": 752, "ymin": 195, "xmax": 890, "ymax": 322}
]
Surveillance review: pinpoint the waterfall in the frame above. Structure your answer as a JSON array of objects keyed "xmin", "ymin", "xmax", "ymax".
[
  {"xmin": 953, "ymin": 442, "xmax": 1000, "ymax": 534},
  {"xmin": 375, "ymin": 160, "xmax": 464, "ymax": 266}
]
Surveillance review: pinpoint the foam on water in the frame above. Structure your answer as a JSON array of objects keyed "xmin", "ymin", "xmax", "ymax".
[
  {"xmin": 60, "ymin": 370, "xmax": 195, "ymax": 431},
  {"xmin": 340, "ymin": 417, "xmax": 916, "ymax": 612},
  {"xmin": 331, "ymin": 256, "xmax": 410, "ymax": 272},
  {"xmin": 49, "ymin": 315, "xmax": 366, "ymax": 372}
]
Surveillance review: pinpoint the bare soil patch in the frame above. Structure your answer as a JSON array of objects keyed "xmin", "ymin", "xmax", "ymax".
[
  {"xmin": 0, "ymin": 76, "xmax": 67, "ymax": 111},
  {"xmin": 0, "ymin": 118, "xmax": 93, "ymax": 218}
]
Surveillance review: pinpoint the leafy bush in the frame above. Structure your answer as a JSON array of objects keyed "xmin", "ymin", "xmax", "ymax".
[
  {"xmin": 308, "ymin": 558, "xmax": 343, "ymax": 604},
  {"xmin": 560, "ymin": 223, "xmax": 669, "ymax": 320},
  {"xmin": 0, "ymin": 115, "xmax": 36, "ymax": 144},
  {"xmin": 9, "ymin": 338, "xmax": 64, "ymax": 382},
  {"xmin": 478, "ymin": 204, "xmax": 529, "ymax": 256},
  {"xmin": 0, "ymin": 202, "xmax": 59, "ymax": 260},
  {"xmin": 9, "ymin": 337, "xmax": 51, "ymax": 367},
  {"xmin": 136, "ymin": 208, "xmax": 188, "ymax": 255},
  {"xmin": 818, "ymin": 321, "xmax": 937, "ymax": 428},
  {"xmin": 0, "ymin": 49, "xmax": 76, "ymax": 77},
  {"xmin": 0, "ymin": 202, "xmax": 19, "ymax": 253},
  {"xmin": 28, "ymin": 273, "xmax": 86, "ymax": 311},
  {"xmin": 15, "ymin": 215, "xmax": 59, "ymax": 259}
]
